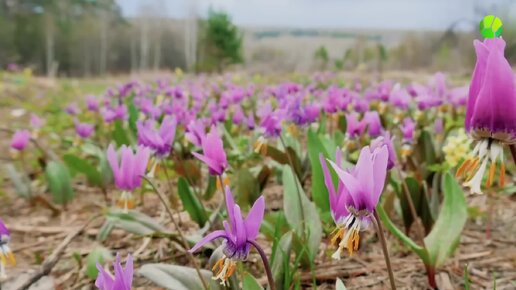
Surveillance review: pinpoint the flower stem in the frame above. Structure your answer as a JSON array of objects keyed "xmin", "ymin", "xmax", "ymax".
[
  {"xmin": 373, "ymin": 210, "xmax": 397, "ymax": 290},
  {"xmin": 279, "ymin": 135, "xmax": 307, "ymax": 242},
  {"xmin": 248, "ymin": 240, "xmax": 276, "ymax": 290},
  {"xmin": 163, "ymin": 164, "xmax": 182, "ymax": 223},
  {"xmin": 143, "ymin": 176, "xmax": 209, "ymax": 290}
]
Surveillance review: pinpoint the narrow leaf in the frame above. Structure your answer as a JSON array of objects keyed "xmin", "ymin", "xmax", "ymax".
[{"xmin": 178, "ymin": 177, "xmax": 208, "ymax": 227}]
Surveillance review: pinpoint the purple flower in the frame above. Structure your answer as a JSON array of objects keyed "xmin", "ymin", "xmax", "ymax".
[
  {"xmin": 185, "ymin": 120, "xmax": 206, "ymax": 147},
  {"xmin": 86, "ymin": 95, "xmax": 100, "ymax": 112},
  {"xmin": 320, "ymin": 145, "xmax": 388, "ymax": 259},
  {"xmin": 400, "ymin": 118, "xmax": 416, "ymax": 143},
  {"xmin": 107, "ymin": 144, "xmax": 150, "ymax": 210},
  {"xmin": 95, "ymin": 254, "xmax": 133, "ymax": 290},
  {"xmin": 7, "ymin": 63, "xmax": 18, "ymax": 72},
  {"xmin": 30, "ymin": 114, "xmax": 44, "ymax": 129},
  {"xmin": 137, "ymin": 116, "xmax": 177, "ymax": 158},
  {"xmin": 345, "ymin": 113, "xmax": 366, "ymax": 138},
  {"xmin": 192, "ymin": 126, "xmax": 228, "ymax": 176},
  {"xmin": 363, "ymin": 111, "xmax": 383, "ymax": 137},
  {"xmin": 75, "ymin": 121, "xmax": 95, "ymax": 139},
  {"xmin": 65, "ymin": 103, "xmax": 80, "ymax": 115},
  {"xmin": 0, "ymin": 218, "xmax": 15, "ymax": 278},
  {"xmin": 371, "ymin": 133, "xmax": 397, "ymax": 170},
  {"xmin": 457, "ymin": 38, "xmax": 515, "ymax": 194},
  {"xmin": 10, "ymin": 130, "xmax": 30, "ymax": 151},
  {"xmin": 190, "ymin": 187, "xmax": 265, "ymax": 286}
]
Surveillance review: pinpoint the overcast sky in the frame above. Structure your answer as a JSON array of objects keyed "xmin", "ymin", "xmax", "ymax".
[{"xmin": 116, "ymin": 0, "xmax": 514, "ymax": 31}]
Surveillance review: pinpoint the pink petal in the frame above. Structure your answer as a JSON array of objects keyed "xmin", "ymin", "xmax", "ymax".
[{"xmin": 244, "ymin": 196, "xmax": 265, "ymax": 241}]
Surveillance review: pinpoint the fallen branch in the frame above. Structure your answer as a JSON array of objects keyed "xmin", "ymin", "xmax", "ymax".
[{"xmin": 13, "ymin": 215, "xmax": 100, "ymax": 290}]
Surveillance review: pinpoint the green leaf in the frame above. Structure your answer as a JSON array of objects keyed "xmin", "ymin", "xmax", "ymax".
[
  {"xmin": 424, "ymin": 173, "xmax": 467, "ymax": 268},
  {"xmin": 4, "ymin": 164, "xmax": 31, "ymax": 199},
  {"xmin": 178, "ymin": 177, "xmax": 208, "ymax": 227},
  {"xmin": 282, "ymin": 166, "xmax": 322, "ymax": 259},
  {"xmin": 234, "ymin": 168, "xmax": 260, "ymax": 207},
  {"xmin": 243, "ymin": 273, "xmax": 264, "ymax": 290},
  {"xmin": 113, "ymin": 120, "xmax": 131, "ymax": 146},
  {"xmin": 307, "ymin": 129, "xmax": 329, "ymax": 213},
  {"xmin": 127, "ymin": 101, "xmax": 139, "ymax": 137},
  {"xmin": 139, "ymin": 263, "xmax": 221, "ymax": 290},
  {"xmin": 271, "ymin": 232, "xmax": 293, "ymax": 290},
  {"xmin": 96, "ymin": 220, "xmax": 115, "ymax": 242},
  {"xmin": 336, "ymin": 278, "xmax": 348, "ymax": 290},
  {"xmin": 46, "ymin": 161, "xmax": 75, "ymax": 205},
  {"xmin": 63, "ymin": 154, "xmax": 103, "ymax": 187},
  {"xmin": 106, "ymin": 209, "xmax": 169, "ymax": 236},
  {"xmin": 86, "ymin": 246, "xmax": 113, "ymax": 279},
  {"xmin": 377, "ymin": 205, "xmax": 428, "ymax": 263}
]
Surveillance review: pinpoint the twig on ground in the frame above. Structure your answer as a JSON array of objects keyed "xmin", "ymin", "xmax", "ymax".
[{"xmin": 13, "ymin": 215, "xmax": 100, "ymax": 290}]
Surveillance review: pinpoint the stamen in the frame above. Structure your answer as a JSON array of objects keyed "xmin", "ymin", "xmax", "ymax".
[
  {"xmin": 211, "ymin": 256, "xmax": 236, "ymax": 286},
  {"xmin": 456, "ymin": 158, "xmax": 471, "ymax": 177},
  {"xmin": 116, "ymin": 191, "xmax": 135, "ymax": 211},
  {"xmin": 464, "ymin": 158, "xmax": 488, "ymax": 194},
  {"xmin": 330, "ymin": 227, "xmax": 345, "ymax": 246},
  {"xmin": 500, "ymin": 162, "xmax": 506, "ymax": 188},
  {"xmin": 486, "ymin": 163, "xmax": 496, "ymax": 188}
]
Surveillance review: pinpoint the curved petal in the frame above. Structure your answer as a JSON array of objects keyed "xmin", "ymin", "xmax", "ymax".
[
  {"xmin": 233, "ymin": 205, "xmax": 247, "ymax": 247},
  {"xmin": 106, "ymin": 144, "xmax": 120, "ymax": 187},
  {"xmin": 225, "ymin": 186, "xmax": 236, "ymax": 230},
  {"xmin": 355, "ymin": 146, "xmax": 374, "ymax": 196},
  {"xmin": 124, "ymin": 254, "xmax": 134, "ymax": 287},
  {"xmin": 370, "ymin": 145, "xmax": 389, "ymax": 210},
  {"xmin": 113, "ymin": 255, "xmax": 131, "ymax": 290},
  {"xmin": 244, "ymin": 196, "xmax": 265, "ymax": 241},
  {"xmin": 95, "ymin": 263, "xmax": 114, "ymax": 290},
  {"xmin": 319, "ymin": 154, "xmax": 337, "ymax": 208},
  {"xmin": 189, "ymin": 230, "xmax": 228, "ymax": 253},
  {"xmin": 466, "ymin": 39, "xmax": 489, "ymax": 131},
  {"xmin": 192, "ymin": 152, "xmax": 221, "ymax": 175}
]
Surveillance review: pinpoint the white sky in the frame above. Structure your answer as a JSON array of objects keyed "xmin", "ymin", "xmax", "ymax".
[{"xmin": 116, "ymin": 0, "xmax": 515, "ymax": 30}]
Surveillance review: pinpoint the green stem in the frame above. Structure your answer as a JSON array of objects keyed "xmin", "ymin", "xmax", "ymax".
[
  {"xmin": 373, "ymin": 210, "xmax": 397, "ymax": 290},
  {"xmin": 163, "ymin": 164, "xmax": 182, "ymax": 223},
  {"xmin": 143, "ymin": 176, "xmax": 209, "ymax": 290}
]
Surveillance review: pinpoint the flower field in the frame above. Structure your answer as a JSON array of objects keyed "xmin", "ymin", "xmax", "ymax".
[{"xmin": 1, "ymin": 44, "xmax": 516, "ymax": 290}]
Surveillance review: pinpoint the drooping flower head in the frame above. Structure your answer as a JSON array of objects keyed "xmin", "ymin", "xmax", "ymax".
[
  {"xmin": 65, "ymin": 103, "xmax": 80, "ymax": 115},
  {"xmin": 137, "ymin": 116, "xmax": 177, "ymax": 158},
  {"xmin": 320, "ymin": 145, "xmax": 388, "ymax": 259},
  {"xmin": 106, "ymin": 144, "xmax": 150, "ymax": 210},
  {"xmin": 458, "ymin": 37, "xmax": 516, "ymax": 194},
  {"xmin": 192, "ymin": 126, "xmax": 228, "ymax": 176},
  {"xmin": 363, "ymin": 111, "xmax": 383, "ymax": 138},
  {"xmin": 190, "ymin": 187, "xmax": 265, "ymax": 286},
  {"xmin": 95, "ymin": 254, "xmax": 133, "ymax": 290},
  {"xmin": 0, "ymin": 218, "xmax": 15, "ymax": 279},
  {"xmin": 10, "ymin": 130, "xmax": 31, "ymax": 151},
  {"xmin": 86, "ymin": 95, "xmax": 100, "ymax": 112},
  {"xmin": 185, "ymin": 120, "xmax": 206, "ymax": 147},
  {"xmin": 400, "ymin": 117, "xmax": 416, "ymax": 143},
  {"xmin": 345, "ymin": 113, "xmax": 366, "ymax": 138},
  {"xmin": 75, "ymin": 121, "xmax": 95, "ymax": 139},
  {"xmin": 371, "ymin": 132, "xmax": 397, "ymax": 170},
  {"xmin": 30, "ymin": 114, "xmax": 44, "ymax": 129}
]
